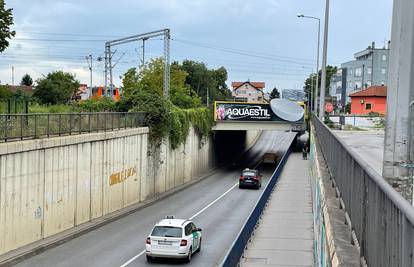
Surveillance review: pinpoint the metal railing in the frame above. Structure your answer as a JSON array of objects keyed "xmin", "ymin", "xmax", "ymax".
[
  {"xmin": 220, "ymin": 141, "xmax": 293, "ymax": 267},
  {"xmin": 0, "ymin": 112, "xmax": 146, "ymax": 142},
  {"xmin": 312, "ymin": 114, "xmax": 414, "ymax": 267}
]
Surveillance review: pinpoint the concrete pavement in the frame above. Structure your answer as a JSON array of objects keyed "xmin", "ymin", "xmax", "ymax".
[{"xmin": 240, "ymin": 153, "xmax": 313, "ymax": 267}]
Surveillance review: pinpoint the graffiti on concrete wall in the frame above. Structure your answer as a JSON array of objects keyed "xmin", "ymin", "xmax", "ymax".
[{"xmin": 109, "ymin": 167, "xmax": 137, "ymax": 186}]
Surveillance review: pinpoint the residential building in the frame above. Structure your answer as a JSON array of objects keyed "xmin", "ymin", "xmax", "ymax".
[
  {"xmin": 281, "ymin": 89, "xmax": 305, "ymax": 101},
  {"xmin": 330, "ymin": 41, "xmax": 390, "ymax": 103},
  {"xmin": 349, "ymin": 85, "xmax": 387, "ymax": 115},
  {"xmin": 231, "ymin": 81, "xmax": 265, "ymax": 102}
]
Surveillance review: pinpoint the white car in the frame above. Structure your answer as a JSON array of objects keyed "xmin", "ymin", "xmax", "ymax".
[{"xmin": 145, "ymin": 216, "xmax": 202, "ymax": 262}]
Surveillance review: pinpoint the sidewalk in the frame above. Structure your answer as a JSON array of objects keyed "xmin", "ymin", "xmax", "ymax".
[{"xmin": 240, "ymin": 153, "xmax": 313, "ymax": 267}]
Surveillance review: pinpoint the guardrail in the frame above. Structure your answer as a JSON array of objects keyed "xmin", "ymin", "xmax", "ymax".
[
  {"xmin": 220, "ymin": 140, "xmax": 293, "ymax": 267},
  {"xmin": 312, "ymin": 114, "xmax": 414, "ymax": 266},
  {"xmin": 0, "ymin": 112, "xmax": 146, "ymax": 142}
]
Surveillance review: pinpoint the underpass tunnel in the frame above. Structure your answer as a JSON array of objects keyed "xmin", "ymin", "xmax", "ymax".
[{"xmin": 212, "ymin": 130, "xmax": 248, "ymax": 168}]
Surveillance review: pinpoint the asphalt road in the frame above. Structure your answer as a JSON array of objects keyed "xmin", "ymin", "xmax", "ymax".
[
  {"xmin": 333, "ymin": 130, "xmax": 384, "ymax": 175},
  {"xmin": 16, "ymin": 131, "xmax": 295, "ymax": 267}
]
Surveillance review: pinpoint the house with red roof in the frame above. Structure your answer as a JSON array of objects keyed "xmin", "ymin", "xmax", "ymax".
[
  {"xmin": 231, "ymin": 81, "xmax": 265, "ymax": 102},
  {"xmin": 349, "ymin": 85, "xmax": 387, "ymax": 115}
]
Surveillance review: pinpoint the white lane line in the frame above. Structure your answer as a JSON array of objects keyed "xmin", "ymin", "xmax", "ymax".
[
  {"xmin": 119, "ymin": 182, "xmax": 239, "ymax": 267},
  {"xmin": 120, "ymin": 251, "xmax": 146, "ymax": 267},
  {"xmin": 189, "ymin": 183, "xmax": 238, "ymax": 220}
]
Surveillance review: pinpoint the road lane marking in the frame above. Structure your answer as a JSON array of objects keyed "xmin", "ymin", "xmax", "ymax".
[
  {"xmin": 119, "ymin": 182, "xmax": 239, "ymax": 267},
  {"xmin": 189, "ymin": 183, "xmax": 238, "ymax": 220}
]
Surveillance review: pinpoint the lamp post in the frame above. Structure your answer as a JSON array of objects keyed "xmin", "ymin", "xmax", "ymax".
[
  {"xmin": 297, "ymin": 13, "xmax": 320, "ymax": 114},
  {"xmin": 319, "ymin": 0, "xmax": 330, "ymax": 119}
]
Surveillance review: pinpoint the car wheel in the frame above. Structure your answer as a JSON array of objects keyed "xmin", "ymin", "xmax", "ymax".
[
  {"xmin": 196, "ymin": 238, "xmax": 202, "ymax": 253},
  {"xmin": 185, "ymin": 247, "xmax": 192, "ymax": 263},
  {"xmin": 146, "ymin": 255, "xmax": 153, "ymax": 262},
  {"xmin": 239, "ymin": 184, "xmax": 243, "ymax": 189}
]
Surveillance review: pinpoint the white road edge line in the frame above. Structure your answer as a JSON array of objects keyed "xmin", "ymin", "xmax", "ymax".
[{"xmin": 119, "ymin": 182, "xmax": 239, "ymax": 267}]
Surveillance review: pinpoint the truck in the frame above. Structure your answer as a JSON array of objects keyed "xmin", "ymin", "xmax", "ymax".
[{"xmin": 262, "ymin": 152, "xmax": 278, "ymax": 165}]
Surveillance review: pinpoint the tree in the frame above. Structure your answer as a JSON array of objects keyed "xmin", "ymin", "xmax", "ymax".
[
  {"xmin": 0, "ymin": 0, "xmax": 15, "ymax": 53},
  {"xmin": 0, "ymin": 85, "xmax": 12, "ymax": 99},
  {"xmin": 270, "ymin": 87, "xmax": 280, "ymax": 99},
  {"xmin": 20, "ymin": 74, "xmax": 33, "ymax": 86},
  {"xmin": 122, "ymin": 58, "xmax": 201, "ymax": 109},
  {"xmin": 303, "ymin": 65, "xmax": 337, "ymax": 99},
  {"xmin": 179, "ymin": 60, "xmax": 231, "ymax": 105},
  {"xmin": 33, "ymin": 71, "xmax": 80, "ymax": 104}
]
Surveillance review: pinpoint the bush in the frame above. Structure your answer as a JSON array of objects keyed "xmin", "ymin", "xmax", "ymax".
[
  {"xmin": 29, "ymin": 103, "xmax": 76, "ymax": 113},
  {"xmin": 124, "ymin": 90, "xmax": 212, "ymax": 148},
  {"xmin": 75, "ymin": 97, "xmax": 116, "ymax": 112}
]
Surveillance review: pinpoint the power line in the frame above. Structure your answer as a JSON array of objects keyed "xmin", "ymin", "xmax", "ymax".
[{"xmin": 172, "ymin": 38, "xmax": 315, "ymax": 65}]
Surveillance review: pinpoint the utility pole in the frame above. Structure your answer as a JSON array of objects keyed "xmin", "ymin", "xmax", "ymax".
[
  {"xmin": 383, "ymin": 0, "xmax": 414, "ymax": 204},
  {"xmin": 319, "ymin": 0, "xmax": 330, "ymax": 119},
  {"xmin": 11, "ymin": 66, "xmax": 14, "ymax": 85},
  {"xmin": 104, "ymin": 29, "xmax": 170, "ymax": 98},
  {"xmin": 86, "ymin": 55, "xmax": 93, "ymax": 97},
  {"xmin": 141, "ymin": 37, "xmax": 149, "ymax": 69}
]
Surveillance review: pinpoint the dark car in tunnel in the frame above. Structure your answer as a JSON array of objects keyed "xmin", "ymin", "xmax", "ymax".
[{"xmin": 239, "ymin": 168, "xmax": 262, "ymax": 189}]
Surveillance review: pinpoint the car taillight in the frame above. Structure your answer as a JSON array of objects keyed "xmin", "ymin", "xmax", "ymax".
[
  {"xmin": 253, "ymin": 176, "xmax": 259, "ymax": 180},
  {"xmin": 146, "ymin": 237, "xmax": 151, "ymax": 245},
  {"xmin": 239, "ymin": 175, "xmax": 244, "ymax": 180},
  {"xmin": 180, "ymin": 239, "xmax": 188, "ymax": 246}
]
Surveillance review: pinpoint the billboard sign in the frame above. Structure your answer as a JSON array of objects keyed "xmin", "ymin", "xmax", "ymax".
[{"xmin": 214, "ymin": 101, "xmax": 303, "ymax": 123}]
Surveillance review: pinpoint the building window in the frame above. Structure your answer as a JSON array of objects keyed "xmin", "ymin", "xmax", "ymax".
[
  {"xmin": 367, "ymin": 67, "xmax": 372, "ymax": 74},
  {"xmin": 355, "ymin": 81, "xmax": 362, "ymax": 88},
  {"xmin": 349, "ymin": 68, "xmax": 353, "ymax": 75},
  {"xmin": 381, "ymin": 68, "xmax": 387, "ymax": 74},
  {"xmin": 366, "ymin": 103, "xmax": 372, "ymax": 110},
  {"xmin": 382, "ymin": 55, "xmax": 387, "ymax": 61},
  {"xmin": 355, "ymin": 68, "xmax": 362, "ymax": 77}
]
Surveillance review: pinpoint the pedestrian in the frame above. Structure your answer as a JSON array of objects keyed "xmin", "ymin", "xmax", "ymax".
[{"xmin": 302, "ymin": 144, "xmax": 308, "ymax": 160}]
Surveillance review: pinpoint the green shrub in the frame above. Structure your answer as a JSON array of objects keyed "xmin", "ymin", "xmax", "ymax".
[
  {"xmin": 124, "ymin": 90, "xmax": 212, "ymax": 148},
  {"xmin": 75, "ymin": 97, "xmax": 116, "ymax": 112}
]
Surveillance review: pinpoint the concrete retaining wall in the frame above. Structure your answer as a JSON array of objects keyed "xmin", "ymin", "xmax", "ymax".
[
  {"xmin": 0, "ymin": 128, "xmax": 149, "ymax": 255},
  {"xmin": 145, "ymin": 127, "xmax": 214, "ymax": 200}
]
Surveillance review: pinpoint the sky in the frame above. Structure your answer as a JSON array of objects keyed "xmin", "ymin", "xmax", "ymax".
[{"xmin": 1, "ymin": 0, "xmax": 393, "ymax": 93}]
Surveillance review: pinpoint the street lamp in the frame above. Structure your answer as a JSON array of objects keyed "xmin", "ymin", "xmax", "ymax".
[{"xmin": 297, "ymin": 13, "xmax": 321, "ymax": 115}]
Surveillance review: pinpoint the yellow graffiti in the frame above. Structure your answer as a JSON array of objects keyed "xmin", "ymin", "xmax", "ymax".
[{"xmin": 109, "ymin": 167, "xmax": 137, "ymax": 186}]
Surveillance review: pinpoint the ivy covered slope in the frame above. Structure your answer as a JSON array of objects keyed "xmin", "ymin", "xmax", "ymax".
[{"xmin": 121, "ymin": 58, "xmax": 225, "ymax": 149}]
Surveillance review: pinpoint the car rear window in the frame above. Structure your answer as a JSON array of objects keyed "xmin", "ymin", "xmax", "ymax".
[
  {"xmin": 242, "ymin": 171, "xmax": 256, "ymax": 176},
  {"xmin": 151, "ymin": 226, "xmax": 182, "ymax": 237}
]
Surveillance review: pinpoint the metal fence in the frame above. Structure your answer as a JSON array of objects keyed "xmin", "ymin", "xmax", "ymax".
[
  {"xmin": 220, "ymin": 141, "xmax": 293, "ymax": 267},
  {"xmin": 327, "ymin": 114, "xmax": 385, "ymax": 130},
  {"xmin": 0, "ymin": 112, "xmax": 146, "ymax": 142},
  {"xmin": 312, "ymin": 114, "xmax": 414, "ymax": 267}
]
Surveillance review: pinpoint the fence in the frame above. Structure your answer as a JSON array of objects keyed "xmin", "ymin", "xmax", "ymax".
[
  {"xmin": 312, "ymin": 114, "xmax": 414, "ymax": 267},
  {"xmin": 0, "ymin": 112, "xmax": 146, "ymax": 142},
  {"xmin": 327, "ymin": 114, "xmax": 385, "ymax": 130},
  {"xmin": 220, "ymin": 140, "xmax": 293, "ymax": 267},
  {"xmin": 0, "ymin": 98, "xmax": 29, "ymax": 114}
]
